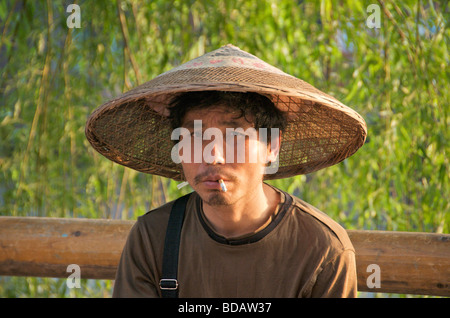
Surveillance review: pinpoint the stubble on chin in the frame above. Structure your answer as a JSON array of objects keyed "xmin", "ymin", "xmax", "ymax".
[{"xmin": 202, "ymin": 191, "xmax": 230, "ymax": 206}]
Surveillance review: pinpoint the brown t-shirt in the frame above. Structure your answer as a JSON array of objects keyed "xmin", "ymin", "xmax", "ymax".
[{"xmin": 112, "ymin": 186, "xmax": 357, "ymax": 298}]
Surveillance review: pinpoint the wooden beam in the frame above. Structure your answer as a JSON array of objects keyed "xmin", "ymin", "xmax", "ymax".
[
  {"xmin": 0, "ymin": 216, "xmax": 448, "ymax": 296},
  {"xmin": 0, "ymin": 217, "xmax": 133, "ymax": 280},
  {"xmin": 347, "ymin": 230, "xmax": 449, "ymax": 296}
]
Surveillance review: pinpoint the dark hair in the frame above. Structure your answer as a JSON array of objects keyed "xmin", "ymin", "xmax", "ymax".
[{"xmin": 168, "ymin": 91, "xmax": 287, "ymax": 138}]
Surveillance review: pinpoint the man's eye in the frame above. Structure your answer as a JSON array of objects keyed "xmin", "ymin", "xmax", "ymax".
[
  {"xmin": 227, "ymin": 131, "xmax": 246, "ymax": 138},
  {"xmin": 190, "ymin": 131, "xmax": 203, "ymax": 138}
]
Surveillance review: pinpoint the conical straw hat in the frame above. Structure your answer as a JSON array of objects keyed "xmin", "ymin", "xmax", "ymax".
[{"xmin": 85, "ymin": 44, "xmax": 367, "ymax": 181}]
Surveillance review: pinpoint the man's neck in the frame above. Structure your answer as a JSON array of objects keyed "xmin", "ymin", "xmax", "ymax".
[{"xmin": 201, "ymin": 183, "xmax": 281, "ymax": 239}]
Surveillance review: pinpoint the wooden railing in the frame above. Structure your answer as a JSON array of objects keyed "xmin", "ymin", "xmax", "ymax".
[{"xmin": 0, "ymin": 216, "xmax": 449, "ymax": 296}]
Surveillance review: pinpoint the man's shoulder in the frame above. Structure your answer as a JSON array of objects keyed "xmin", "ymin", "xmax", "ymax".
[
  {"xmin": 137, "ymin": 200, "xmax": 171, "ymax": 225},
  {"xmin": 137, "ymin": 192, "xmax": 197, "ymax": 228},
  {"xmin": 281, "ymin": 190, "xmax": 355, "ymax": 252}
]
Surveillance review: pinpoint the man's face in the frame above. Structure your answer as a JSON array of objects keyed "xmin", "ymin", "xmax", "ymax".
[{"xmin": 179, "ymin": 105, "xmax": 279, "ymax": 206}]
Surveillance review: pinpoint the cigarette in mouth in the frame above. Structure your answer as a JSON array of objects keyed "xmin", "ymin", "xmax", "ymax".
[{"xmin": 218, "ymin": 179, "xmax": 227, "ymax": 192}]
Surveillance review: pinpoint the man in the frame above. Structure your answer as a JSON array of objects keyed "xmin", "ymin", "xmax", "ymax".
[{"xmin": 85, "ymin": 44, "xmax": 367, "ymax": 297}]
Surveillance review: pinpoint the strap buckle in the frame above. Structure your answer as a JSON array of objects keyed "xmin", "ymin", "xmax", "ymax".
[{"xmin": 159, "ymin": 279, "xmax": 178, "ymax": 290}]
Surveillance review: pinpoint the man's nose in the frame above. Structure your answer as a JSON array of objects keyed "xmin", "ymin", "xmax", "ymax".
[{"xmin": 205, "ymin": 140, "xmax": 225, "ymax": 165}]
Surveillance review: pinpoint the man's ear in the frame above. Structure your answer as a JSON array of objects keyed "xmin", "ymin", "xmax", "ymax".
[
  {"xmin": 263, "ymin": 130, "xmax": 281, "ymax": 176},
  {"xmin": 266, "ymin": 130, "xmax": 281, "ymax": 163}
]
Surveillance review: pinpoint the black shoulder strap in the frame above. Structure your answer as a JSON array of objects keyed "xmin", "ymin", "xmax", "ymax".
[{"xmin": 159, "ymin": 193, "xmax": 191, "ymax": 298}]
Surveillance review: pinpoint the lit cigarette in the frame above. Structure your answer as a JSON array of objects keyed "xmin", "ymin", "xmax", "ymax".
[{"xmin": 218, "ymin": 179, "xmax": 227, "ymax": 192}]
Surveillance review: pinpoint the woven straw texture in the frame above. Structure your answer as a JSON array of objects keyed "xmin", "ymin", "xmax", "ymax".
[{"xmin": 85, "ymin": 44, "xmax": 367, "ymax": 181}]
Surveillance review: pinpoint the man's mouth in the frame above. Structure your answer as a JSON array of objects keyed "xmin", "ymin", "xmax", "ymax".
[
  {"xmin": 201, "ymin": 175, "xmax": 227, "ymax": 182},
  {"xmin": 200, "ymin": 178, "xmax": 227, "ymax": 191},
  {"xmin": 196, "ymin": 173, "xmax": 233, "ymax": 192}
]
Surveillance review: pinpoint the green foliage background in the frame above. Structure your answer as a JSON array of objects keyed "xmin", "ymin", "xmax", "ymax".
[{"xmin": 0, "ymin": 0, "xmax": 448, "ymax": 297}]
